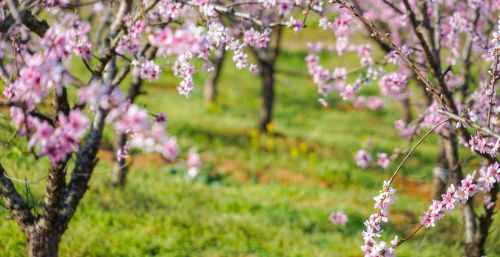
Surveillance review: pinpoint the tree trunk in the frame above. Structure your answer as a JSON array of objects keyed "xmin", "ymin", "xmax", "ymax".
[
  {"xmin": 432, "ymin": 141, "xmax": 449, "ymax": 200},
  {"xmin": 400, "ymin": 97, "xmax": 412, "ymax": 124},
  {"xmin": 204, "ymin": 47, "xmax": 226, "ymax": 106},
  {"xmin": 473, "ymin": 184, "xmax": 499, "ymax": 257},
  {"xmin": 442, "ymin": 132, "xmax": 481, "ymax": 257},
  {"xmin": 28, "ymin": 231, "xmax": 61, "ymax": 257},
  {"xmin": 111, "ymin": 133, "xmax": 129, "ymax": 186},
  {"xmin": 258, "ymin": 61, "xmax": 275, "ymax": 133},
  {"xmin": 464, "ymin": 244, "xmax": 484, "ymax": 257}
]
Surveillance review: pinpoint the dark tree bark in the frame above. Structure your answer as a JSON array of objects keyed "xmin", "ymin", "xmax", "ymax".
[
  {"xmin": 432, "ymin": 140, "xmax": 449, "ymax": 200},
  {"xmin": 0, "ymin": 10, "xmax": 49, "ymax": 37},
  {"xmin": 27, "ymin": 231, "xmax": 62, "ymax": 257},
  {"xmin": 400, "ymin": 98, "xmax": 412, "ymax": 124},
  {"xmin": 473, "ymin": 184, "xmax": 498, "ymax": 257},
  {"xmin": 204, "ymin": 45, "xmax": 226, "ymax": 106},
  {"xmin": 251, "ymin": 27, "xmax": 282, "ymax": 133},
  {"xmin": 0, "ymin": 164, "xmax": 35, "ymax": 235},
  {"xmin": 257, "ymin": 60, "xmax": 275, "ymax": 132}
]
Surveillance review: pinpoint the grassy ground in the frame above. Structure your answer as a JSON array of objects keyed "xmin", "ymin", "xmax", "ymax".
[{"xmin": 0, "ymin": 30, "xmax": 499, "ymax": 257}]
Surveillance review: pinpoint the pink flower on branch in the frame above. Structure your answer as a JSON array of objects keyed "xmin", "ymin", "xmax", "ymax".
[
  {"xmin": 421, "ymin": 163, "xmax": 499, "ymax": 228},
  {"xmin": 140, "ymin": 60, "xmax": 161, "ymax": 81}
]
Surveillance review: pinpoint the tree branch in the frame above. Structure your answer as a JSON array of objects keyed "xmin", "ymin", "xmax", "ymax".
[
  {"xmin": 438, "ymin": 110, "xmax": 500, "ymax": 140},
  {"xmin": 37, "ymin": 161, "xmax": 68, "ymax": 233},
  {"xmin": 61, "ymin": 108, "xmax": 107, "ymax": 226},
  {"xmin": 0, "ymin": 10, "xmax": 49, "ymax": 37},
  {"xmin": 0, "ymin": 163, "xmax": 35, "ymax": 235}
]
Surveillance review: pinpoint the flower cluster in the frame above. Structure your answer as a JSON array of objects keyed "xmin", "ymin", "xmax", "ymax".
[
  {"xmin": 306, "ymin": 44, "xmax": 385, "ymax": 110},
  {"xmin": 469, "ymin": 134, "xmax": 499, "ymax": 157},
  {"xmin": 140, "ymin": 60, "xmax": 162, "ymax": 81},
  {"xmin": 243, "ymin": 28, "xmax": 271, "ymax": 48},
  {"xmin": 23, "ymin": 110, "xmax": 89, "ymax": 164},
  {"xmin": 379, "ymin": 73, "xmax": 407, "ymax": 99},
  {"xmin": 422, "ymin": 163, "xmax": 499, "ymax": 228},
  {"xmin": 361, "ymin": 181, "xmax": 397, "ymax": 257},
  {"xmin": 109, "ymin": 104, "xmax": 179, "ymax": 162},
  {"xmin": 4, "ymin": 53, "xmax": 63, "ymax": 109},
  {"xmin": 117, "ymin": 20, "xmax": 145, "ymax": 56}
]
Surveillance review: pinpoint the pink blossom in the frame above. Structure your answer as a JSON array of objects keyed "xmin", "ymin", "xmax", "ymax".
[
  {"xmin": 116, "ymin": 142, "xmax": 131, "ymax": 161},
  {"xmin": 469, "ymin": 134, "xmax": 499, "ymax": 157},
  {"xmin": 287, "ymin": 17, "xmax": 304, "ymax": 33},
  {"xmin": 174, "ymin": 54, "xmax": 196, "ymax": 96},
  {"xmin": 332, "ymin": 68, "xmax": 347, "ymax": 81},
  {"xmin": 355, "ymin": 150, "xmax": 372, "ymax": 169},
  {"xmin": 187, "ymin": 149, "xmax": 202, "ymax": 178},
  {"xmin": 379, "ymin": 73, "xmax": 407, "ymax": 99},
  {"xmin": 162, "ymin": 138, "xmax": 179, "ymax": 161},
  {"xmin": 332, "ymin": 14, "xmax": 351, "ymax": 37},
  {"xmin": 458, "ymin": 172, "xmax": 478, "ymax": 204},
  {"xmin": 376, "ymin": 153, "xmax": 390, "ymax": 169},
  {"xmin": 357, "ymin": 44, "xmax": 373, "ymax": 66},
  {"xmin": 58, "ymin": 110, "xmax": 89, "ymax": 140},
  {"xmin": 140, "ymin": 60, "xmax": 161, "ymax": 81},
  {"xmin": 366, "ymin": 97, "xmax": 384, "ymax": 110},
  {"xmin": 28, "ymin": 120, "xmax": 54, "ymax": 149},
  {"xmin": 336, "ymin": 37, "xmax": 348, "ymax": 55},
  {"xmin": 114, "ymin": 105, "xmax": 150, "ymax": 134},
  {"xmin": 441, "ymin": 185, "xmax": 457, "ymax": 211},
  {"xmin": 329, "ymin": 211, "xmax": 348, "ymax": 225},
  {"xmin": 318, "ymin": 98, "xmax": 329, "ymax": 107},
  {"xmin": 243, "ymin": 28, "xmax": 270, "ymax": 48},
  {"xmin": 232, "ymin": 46, "xmax": 248, "ymax": 70},
  {"xmin": 393, "ymin": 119, "xmax": 419, "ymax": 139},
  {"xmin": 362, "ymin": 181, "xmax": 396, "ymax": 257},
  {"xmin": 484, "ymin": 194, "xmax": 495, "ymax": 210},
  {"xmin": 249, "ymin": 64, "xmax": 259, "ymax": 74},
  {"xmin": 73, "ymin": 43, "xmax": 93, "ymax": 58}
]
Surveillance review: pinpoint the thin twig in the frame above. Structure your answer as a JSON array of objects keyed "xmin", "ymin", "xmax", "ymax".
[{"xmin": 387, "ymin": 118, "xmax": 450, "ymax": 186}]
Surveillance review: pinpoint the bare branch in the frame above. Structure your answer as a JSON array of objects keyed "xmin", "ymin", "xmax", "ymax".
[{"xmin": 387, "ymin": 118, "xmax": 451, "ymax": 187}]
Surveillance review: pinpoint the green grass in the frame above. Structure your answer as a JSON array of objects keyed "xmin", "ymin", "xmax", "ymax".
[{"xmin": 0, "ymin": 30, "xmax": 498, "ymax": 257}]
